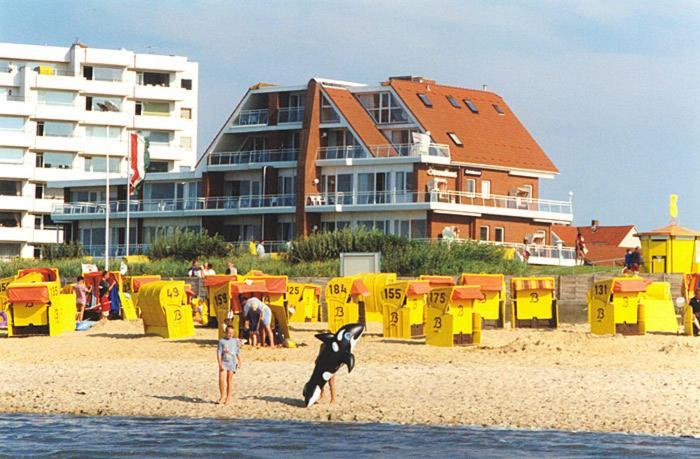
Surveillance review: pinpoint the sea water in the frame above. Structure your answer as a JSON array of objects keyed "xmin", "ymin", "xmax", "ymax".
[{"xmin": 1, "ymin": 414, "xmax": 698, "ymax": 458}]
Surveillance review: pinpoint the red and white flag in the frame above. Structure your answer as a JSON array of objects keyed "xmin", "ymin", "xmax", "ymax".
[{"xmin": 129, "ymin": 133, "xmax": 149, "ymax": 194}]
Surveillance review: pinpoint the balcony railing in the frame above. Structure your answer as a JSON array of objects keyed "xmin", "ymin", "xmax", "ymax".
[
  {"xmin": 0, "ymin": 95, "xmax": 25, "ymax": 102},
  {"xmin": 278, "ymin": 106, "xmax": 304, "ymax": 124},
  {"xmin": 52, "ymin": 194, "xmax": 297, "ymax": 216},
  {"xmin": 306, "ymin": 190, "xmax": 573, "ymax": 215},
  {"xmin": 317, "ymin": 143, "xmax": 450, "ymax": 160},
  {"xmin": 317, "ymin": 145, "xmax": 367, "ymax": 160},
  {"xmin": 81, "ymin": 244, "xmax": 149, "ymax": 258},
  {"xmin": 208, "ymin": 148, "xmax": 299, "ymax": 166},
  {"xmin": 233, "ymin": 109, "xmax": 269, "ymax": 126}
]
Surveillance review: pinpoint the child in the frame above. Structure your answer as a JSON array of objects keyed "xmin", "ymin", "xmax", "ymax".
[{"xmin": 217, "ymin": 324, "xmax": 242, "ymax": 405}]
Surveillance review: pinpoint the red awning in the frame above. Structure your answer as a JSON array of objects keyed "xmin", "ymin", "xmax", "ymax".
[
  {"xmin": 18, "ymin": 268, "xmax": 58, "ymax": 282},
  {"xmin": 246, "ymin": 276, "xmax": 287, "ymax": 294},
  {"xmin": 8, "ymin": 285, "xmax": 50, "ymax": 303},
  {"xmin": 406, "ymin": 281, "xmax": 432, "ymax": 297},
  {"xmin": 612, "ymin": 278, "xmax": 651, "ymax": 293},
  {"xmin": 451, "ymin": 286, "xmax": 484, "ymax": 301},
  {"xmin": 133, "ymin": 276, "xmax": 161, "ymax": 292},
  {"xmin": 203, "ymin": 275, "xmax": 236, "ymax": 287},
  {"xmin": 460, "ymin": 274, "xmax": 503, "ymax": 292},
  {"xmin": 231, "ymin": 280, "xmax": 269, "ymax": 295},
  {"xmin": 351, "ymin": 279, "xmax": 370, "ymax": 296}
]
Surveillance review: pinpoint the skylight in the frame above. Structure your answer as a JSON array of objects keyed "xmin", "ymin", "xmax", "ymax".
[
  {"xmin": 417, "ymin": 93, "xmax": 432, "ymax": 107},
  {"xmin": 492, "ymin": 104, "xmax": 504, "ymax": 115},
  {"xmin": 447, "ymin": 132, "xmax": 463, "ymax": 146},
  {"xmin": 446, "ymin": 95, "xmax": 460, "ymax": 108},
  {"xmin": 463, "ymin": 99, "xmax": 479, "ymax": 113}
]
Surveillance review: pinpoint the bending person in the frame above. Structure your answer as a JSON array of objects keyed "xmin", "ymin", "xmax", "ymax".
[{"xmin": 243, "ymin": 295, "xmax": 274, "ymax": 347}]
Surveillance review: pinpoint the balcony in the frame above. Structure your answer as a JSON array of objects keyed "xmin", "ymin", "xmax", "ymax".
[
  {"xmin": 278, "ymin": 106, "xmax": 304, "ymax": 124},
  {"xmin": 232, "ymin": 109, "xmax": 269, "ymax": 127},
  {"xmin": 0, "ymin": 128, "xmax": 32, "ymax": 147},
  {"xmin": 0, "ymin": 195, "xmax": 31, "ymax": 211},
  {"xmin": 34, "ymin": 72, "xmax": 83, "ymax": 91},
  {"xmin": 207, "ymin": 148, "xmax": 299, "ymax": 169},
  {"xmin": 480, "ymin": 241, "xmax": 579, "ymax": 267},
  {"xmin": 133, "ymin": 114, "xmax": 185, "ymax": 130},
  {"xmin": 34, "ymin": 134, "xmax": 82, "ymax": 152},
  {"xmin": 33, "ymin": 227, "xmax": 64, "ymax": 244},
  {"xmin": 306, "ymin": 190, "xmax": 573, "ymax": 223},
  {"xmin": 83, "ymin": 79, "xmax": 131, "ymax": 97},
  {"xmin": 83, "ymin": 110, "xmax": 130, "ymax": 126},
  {"xmin": 317, "ymin": 143, "xmax": 450, "ymax": 164},
  {"xmin": 83, "ymin": 138, "xmax": 127, "ymax": 155},
  {"xmin": 133, "ymin": 85, "xmax": 186, "ymax": 101},
  {"xmin": 50, "ymin": 194, "xmax": 297, "ymax": 221},
  {"xmin": 34, "ymin": 102, "xmax": 82, "ymax": 121},
  {"xmin": 0, "ymin": 96, "xmax": 33, "ymax": 116},
  {"xmin": 81, "ymin": 243, "xmax": 149, "ymax": 258}
]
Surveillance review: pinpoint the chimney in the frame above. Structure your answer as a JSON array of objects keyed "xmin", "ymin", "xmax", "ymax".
[
  {"xmin": 591, "ymin": 220, "xmax": 599, "ymax": 232},
  {"xmin": 482, "ymin": 84, "xmax": 488, "ymax": 91}
]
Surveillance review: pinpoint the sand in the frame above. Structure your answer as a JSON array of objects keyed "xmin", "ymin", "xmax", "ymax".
[{"xmin": 0, "ymin": 320, "xmax": 698, "ymax": 436}]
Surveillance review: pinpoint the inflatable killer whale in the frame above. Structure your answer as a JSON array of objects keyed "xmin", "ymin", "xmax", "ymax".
[{"xmin": 303, "ymin": 323, "xmax": 364, "ymax": 407}]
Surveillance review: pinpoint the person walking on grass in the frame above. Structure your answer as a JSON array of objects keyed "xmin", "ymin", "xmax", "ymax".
[{"xmin": 217, "ymin": 324, "xmax": 242, "ymax": 405}]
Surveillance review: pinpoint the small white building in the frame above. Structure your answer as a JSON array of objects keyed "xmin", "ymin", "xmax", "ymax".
[{"xmin": 0, "ymin": 41, "xmax": 198, "ymax": 258}]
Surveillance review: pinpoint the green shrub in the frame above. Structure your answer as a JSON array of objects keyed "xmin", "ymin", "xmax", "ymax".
[
  {"xmin": 148, "ymin": 228, "xmax": 230, "ymax": 260},
  {"xmin": 38, "ymin": 241, "xmax": 86, "ymax": 260}
]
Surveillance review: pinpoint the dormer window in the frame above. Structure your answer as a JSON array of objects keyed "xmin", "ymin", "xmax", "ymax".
[
  {"xmin": 446, "ymin": 96, "xmax": 460, "ymax": 108},
  {"xmin": 463, "ymin": 99, "xmax": 479, "ymax": 113},
  {"xmin": 492, "ymin": 104, "xmax": 505, "ymax": 115},
  {"xmin": 417, "ymin": 93, "xmax": 432, "ymax": 107}
]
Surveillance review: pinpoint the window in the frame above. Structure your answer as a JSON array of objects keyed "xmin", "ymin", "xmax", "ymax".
[
  {"xmin": 85, "ymin": 95, "xmax": 122, "ymax": 112},
  {"xmin": 180, "ymin": 136, "xmax": 192, "ymax": 149},
  {"xmin": 37, "ymin": 90, "xmax": 75, "ymax": 106},
  {"xmin": 142, "ymin": 130, "xmax": 170, "ymax": 144},
  {"xmin": 0, "ymin": 212, "xmax": 21, "ymax": 227},
  {"xmin": 39, "ymin": 152, "xmax": 73, "ymax": 169},
  {"xmin": 357, "ymin": 92, "xmax": 408, "ymax": 124},
  {"xmin": 0, "ymin": 86, "xmax": 20, "ymax": 101},
  {"xmin": 37, "ymin": 121, "xmax": 74, "ymax": 137},
  {"xmin": 180, "ymin": 108, "xmax": 192, "ymax": 119},
  {"xmin": 85, "ymin": 156, "xmax": 121, "ymax": 173},
  {"xmin": 466, "ymin": 178, "xmax": 476, "ymax": 196},
  {"xmin": 147, "ymin": 161, "xmax": 169, "ymax": 173},
  {"xmin": 0, "ymin": 180, "xmax": 21, "ymax": 196},
  {"xmin": 138, "ymin": 72, "xmax": 170, "ymax": 87},
  {"xmin": 447, "ymin": 132, "xmax": 463, "ymax": 146},
  {"xmin": 417, "ymin": 93, "xmax": 432, "ymax": 107},
  {"xmin": 411, "ymin": 219, "xmax": 427, "ymax": 238},
  {"xmin": 446, "ymin": 95, "xmax": 461, "ymax": 108},
  {"xmin": 35, "ymin": 184, "xmax": 43, "ymax": 199},
  {"xmin": 84, "ymin": 66, "xmax": 122, "ymax": 82},
  {"xmin": 0, "ymin": 116, "xmax": 24, "ymax": 131},
  {"xmin": 0, "ymin": 147, "xmax": 24, "ymax": 164},
  {"xmin": 492, "ymin": 104, "xmax": 504, "ymax": 115},
  {"xmin": 320, "ymin": 95, "xmax": 339, "ymax": 123},
  {"xmin": 181, "ymin": 79, "xmax": 192, "ymax": 90},
  {"xmin": 463, "ymin": 99, "xmax": 479, "ymax": 113},
  {"xmin": 135, "ymin": 101, "xmax": 143, "ymax": 116},
  {"xmin": 140, "ymin": 101, "xmax": 169, "ymax": 117},
  {"xmin": 481, "ymin": 180, "xmax": 491, "ymax": 198},
  {"xmin": 494, "ymin": 227, "xmax": 505, "ymax": 242},
  {"xmin": 85, "ymin": 125, "xmax": 121, "ymax": 139},
  {"xmin": 480, "ymin": 225, "xmax": 490, "ymax": 241}
]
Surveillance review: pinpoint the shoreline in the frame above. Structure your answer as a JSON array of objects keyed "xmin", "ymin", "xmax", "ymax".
[{"xmin": 1, "ymin": 320, "xmax": 698, "ymax": 437}]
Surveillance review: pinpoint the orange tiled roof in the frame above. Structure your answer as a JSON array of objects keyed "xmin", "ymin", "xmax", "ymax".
[
  {"xmin": 552, "ymin": 225, "xmax": 637, "ymax": 262},
  {"xmin": 322, "ymin": 86, "xmax": 391, "ymax": 153},
  {"xmin": 388, "ymin": 79, "xmax": 558, "ymax": 173},
  {"xmin": 637, "ymin": 224, "xmax": 700, "ymax": 237}
]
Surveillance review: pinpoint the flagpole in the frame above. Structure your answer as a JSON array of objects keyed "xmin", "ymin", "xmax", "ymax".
[
  {"xmin": 126, "ymin": 134, "xmax": 131, "ymax": 257},
  {"xmin": 105, "ymin": 152, "xmax": 110, "ymax": 270}
]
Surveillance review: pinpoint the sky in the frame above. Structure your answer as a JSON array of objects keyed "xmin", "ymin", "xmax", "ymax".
[{"xmin": 1, "ymin": 0, "xmax": 698, "ymax": 231}]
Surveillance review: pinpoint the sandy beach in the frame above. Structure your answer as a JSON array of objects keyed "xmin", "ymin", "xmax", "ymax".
[{"xmin": 0, "ymin": 320, "xmax": 698, "ymax": 437}]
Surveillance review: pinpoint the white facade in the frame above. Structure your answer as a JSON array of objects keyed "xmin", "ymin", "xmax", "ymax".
[{"xmin": 0, "ymin": 42, "xmax": 198, "ymax": 258}]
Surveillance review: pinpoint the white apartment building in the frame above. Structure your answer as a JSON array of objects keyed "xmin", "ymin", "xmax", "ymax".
[{"xmin": 0, "ymin": 42, "xmax": 198, "ymax": 258}]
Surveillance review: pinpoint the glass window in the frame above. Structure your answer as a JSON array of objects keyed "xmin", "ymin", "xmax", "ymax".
[
  {"xmin": 0, "ymin": 181, "xmax": 21, "ymax": 196},
  {"xmin": 85, "ymin": 125, "xmax": 121, "ymax": 139},
  {"xmin": 466, "ymin": 179, "xmax": 476, "ymax": 195},
  {"xmin": 41, "ymin": 152, "xmax": 73, "ymax": 169},
  {"xmin": 92, "ymin": 67, "xmax": 122, "ymax": 82},
  {"xmin": 140, "ymin": 72, "xmax": 170, "ymax": 87},
  {"xmin": 148, "ymin": 182, "xmax": 174, "ymax": 199},
  {"xmin": 142, "ymin": 130, "xmax": 170, "ymax": 144},
  {"xmin": 181, "ymin": 79, "xmax": 192, "ymax": 90},
  {"xmin": 320, "ymin": 95, "xmax": 340, "ymax": 123},
  {"xmin": 85, "ymin": 156, "xmax": 121, "ymax": 173},
  {"xmin": 447, "ymin": 132, "xmax": 463, "ymax": 146},
  {"xmin": 86, "ymin": 95, "xmax": 122, "ymax": 112},
  {"xmin": 446, "ymin": 95, "xmax": 461, "ymax": 108},
  {"xmin": 0, "ymin": 212, "xmax": 21, "ymax": 227},
  {"xmin": 410, "ymin": 220, "xmax": 427, "ymax": 239},
  {"xmin": 180, "ymin": 108, "xmax": 192, "ymax": 119},
  {"xmin": 147, "ymin": 161, "xmax": 169, "ymax": 173},
  {"xmin": 40, "ymin": 121, "xmax": 74, "ymax": 137},
  {"xmin": 481, "ymin": 180, "xmax": 491, "ymax": 198},
  {"xmin": 0, "ymin": 147, "xmax": 24, "ymax": 164},
  {"xmin": 492, "ymin": 104, "xmax": 505, "ymax": 115},
  {"xmin": 494, "ymin": 227, "xmax": 505, "ymax": 242},
  {"xmin": 0, "ymin": 86, "xmax": 20, "ymax": 101},
  {"xmin": 180, "ymin": 136, "xmax": 192, "ymax": 149},
  {"xmin": 480, "ymin": 226, "xmax": 490, "ymax": 241},
  {"xmin": 417, "ymin": 93, "xmax": 432, "ymax": 107},
  {"xmin": 463, "ymin": 99, "xmax": 479, "ymax": 113},
  {"xmin": 0, "ymin": 116, "xmax": 24, "ymax": 130},
  {"xmin": 142, "ymin": 101, "xmax": 170, "ymax": 116},
  {"xmin": 37, "ymin": 90, "xmax": 75, "ymax": 106}
]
